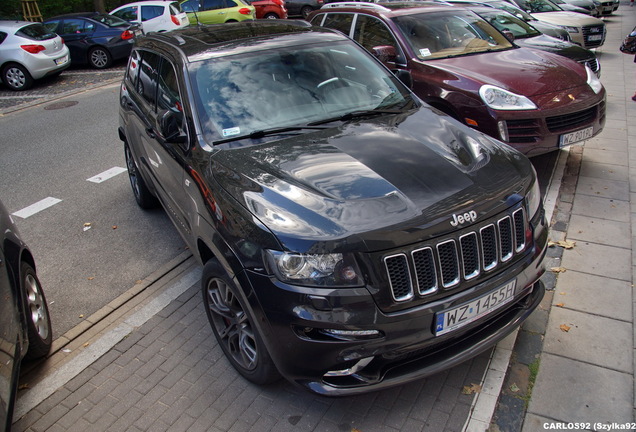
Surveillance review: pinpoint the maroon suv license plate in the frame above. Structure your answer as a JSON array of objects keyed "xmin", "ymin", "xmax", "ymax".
[{"xmin": 434, "ymin": 280, "xmax": 516, "ymax": 336}]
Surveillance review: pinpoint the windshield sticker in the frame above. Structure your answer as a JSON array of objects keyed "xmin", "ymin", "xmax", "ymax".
[
  {"xmin": 419, "ymin": 48, "xmax": 432, "ymax": 57},
  {"xmin": 222, "ymin": 127, "xmax": 241, "ymax": 137}
]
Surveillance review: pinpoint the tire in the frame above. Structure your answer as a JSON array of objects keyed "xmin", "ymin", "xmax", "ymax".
[
  {"xmin": 2, "ymin": 63, "xmax": 33, "ymax": 91},
  {"xmin": 300, "ymin": 6, "xmax": 313, "ymax": 18},
  {"xmin": 88, "ymin": 46, "xmax": 112, "ymax": 69},
  {"xmin": 21, "ymin": 262, "xmax": 52, "ymax": 360},
  {"xmin": 124, "ymin": 142, "xmax": 158, "ymax": 209},
  {"xmin": 201, "ymin": 259, "xmax": 279, "ymax": 385},
  {"xmin": 263, "ymin": 12, "xmax": 279, "ymax": 19}
]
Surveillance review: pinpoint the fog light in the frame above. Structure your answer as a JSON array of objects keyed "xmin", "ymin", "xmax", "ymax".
[
  {"xmin": 497, "ymin": 120, "xmax": 509, "ymax": 142},
  {"xmin": 321, "ymin": 329, "xmax": 381, "ymax": 340}
]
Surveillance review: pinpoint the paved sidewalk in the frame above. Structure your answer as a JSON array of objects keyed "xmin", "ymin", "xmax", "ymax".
[{"xmin": 10, "ymin": 6, "xmax": 636, "ymax": 432}]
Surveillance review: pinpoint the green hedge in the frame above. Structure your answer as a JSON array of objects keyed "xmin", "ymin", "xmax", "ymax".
[{"xmin": 0, "ymin": 0, "xmax": 135, "ymax": 20}]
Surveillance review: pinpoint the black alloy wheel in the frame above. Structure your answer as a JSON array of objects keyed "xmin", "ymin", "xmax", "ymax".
[
  {"xmin": 202, "ymin": 260, "xmax": 279, "ymax": 385},
  {"xmin": 124, "ymin": 143, "xmax": 157, "ymax": 209}
]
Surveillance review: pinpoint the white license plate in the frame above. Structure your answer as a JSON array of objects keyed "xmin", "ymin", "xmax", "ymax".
[
  {"xmin": 588, "ymin": 34, "xmax": 603, "ymax": 41},
  {"xmin": 54, "ymin": 55, "xmax": 68, "ymax": 65},
  {"xmin": 434, "ymin": 280, "xmax": 516, "ymax": 336},
  {"xmin": 559, "ymin": 126, "xmax": 594, "ymax": 147}
]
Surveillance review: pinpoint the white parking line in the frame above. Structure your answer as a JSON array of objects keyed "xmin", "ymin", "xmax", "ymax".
[
  {"xmin": 87, "ymin": 167, "xmax": 127, "ymax": 183},
  {"xmin": 12, "ymin": 197, "xmax": 62, "ymax": 219}
]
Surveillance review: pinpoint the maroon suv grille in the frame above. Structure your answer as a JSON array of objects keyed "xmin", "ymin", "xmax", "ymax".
[
  {"xmin": 507, "ymin": 119, "xmax": 540, "ymax": 144},
  {"xmin": 384, "ymin": 208, "xmax": 527, "ymax": 302},
  {"xmin": 546, "ymin": 106, "xmax": 596, "ymax": 133}
]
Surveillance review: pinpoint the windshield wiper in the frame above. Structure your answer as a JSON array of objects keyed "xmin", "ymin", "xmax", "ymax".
[
  {"xmin": 308, "ymin": 109, "xmax": 403, "ymax": 126},
  {"xmin": 212, "ymin": 125, "xmax": 328, "ymax": 145}
]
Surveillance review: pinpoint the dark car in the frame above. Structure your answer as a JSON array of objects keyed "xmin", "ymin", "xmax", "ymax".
[
  {"xmin": 310, "ymin": 2, "xmax": 605, "ymax": 157},
  {"xmin": 0, "ymin": 200, "xmax": 52, "ymax": 430},
  {"xmin": 475, "ymin": 7, "xmax": 600, "ymax": 76},
  {"xmin": 43, "ymin": 13, "xmax": 137, "ymax": 69},
  {"xmin": 118, "ymin": 21, "xmax": 548, "ymax": 395},
  {"xmin": 285, "ymin": 0, "xmax": 324, "ymax": 17}
]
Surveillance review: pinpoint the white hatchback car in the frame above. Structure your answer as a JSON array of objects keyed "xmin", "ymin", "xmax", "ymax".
[
  {"xmin": 0, "ymin": 20, "xmax": 70, "ymax": 91},
  {"xmin": 110, "ymin": 1, "xmax": 189, "ymax": 33}
]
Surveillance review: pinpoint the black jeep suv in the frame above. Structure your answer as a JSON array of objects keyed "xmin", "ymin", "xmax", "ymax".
[{"xmin": 118, "ymin": 21, "xmax": 547, "ymax": 395}]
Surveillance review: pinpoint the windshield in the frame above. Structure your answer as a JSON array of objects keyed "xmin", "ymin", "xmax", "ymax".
[
  {"xmin": 393, "ymin": 11, "xmax": 513, "ymax": 60},
  {"xmin": 514, "ymin": 0, "xmax": 563, "ymax": 13},
  {"xmin": 189, "ymin": 41, "xmax": 415, "ymax": 143},
  {"xmin": 91, "ymin": 13, "xmax": 130, "ymax": 27},
  {"xmin": 489, "ymin": 1, "xmax": 536, "ymax": 21},
  {"xmin": 479, "ymin": 10, "xmax": 541, "ymax": 38}
]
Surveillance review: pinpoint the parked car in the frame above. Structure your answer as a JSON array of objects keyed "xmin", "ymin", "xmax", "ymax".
[
  {"xmin": 119, "ymin": 20, "xmax": 549, "ymax": 395},
  {"xmin": 0, "ymin": 20, "xmax": 70, "ymax": 91},
  {"xmin": 43, "ymin": 13, "xmax": 137, "ymax": 69},
  {"xmin": 285, "ymin": 0, "xmax": 324, "ymax": 17},
  {"xmin": 443, "ymin": 0, "xmax": 573, "ymax": 41},
  {"xmin": 180, "ymin": 0, "xmax": 255, "ymax": 23},
  {"xmin": 0, "ymin": 199, "xmax": 52, "ymax": 431},
  {"xmin": 504, "ymin": 0, "xmax": 606, "ymax": 48},
  {"xmin": 475, "ymin": 7, "xmax": 600, "ymax": 76},
  {"xmin": 250, "ymin": 0, "xmax": 288, "ymax": 18},
  {"xmin": 552, "ymin": 0, "xmax": 598, "ymax": 16},
  {"xmin": 310, "ymin": 2, "xmax": 605, "ymax": 157},
  {"xmin": 110, "ymin": 1, "xmax": 189, "ymax": 33},
  {"xmin": 597, "ymin": 0, "xmax": 618, "ymax": 14}
]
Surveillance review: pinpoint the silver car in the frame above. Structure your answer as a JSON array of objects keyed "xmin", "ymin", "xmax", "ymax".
[{"xmin": 0, "ymin": 20, "xmax": 70, "ymax": 91}]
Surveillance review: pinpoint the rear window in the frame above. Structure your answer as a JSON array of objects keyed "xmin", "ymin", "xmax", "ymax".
[
  {"xmin": 169, "ymin": 2, "xmax": 184, "ymax": 13},
  {"xmin": 141, "ymin": 5, "xmax": 165, "ymax": 20},
  {"xmin": 16, "ymin": 23, "xmax": 57, "ymax": 41}
]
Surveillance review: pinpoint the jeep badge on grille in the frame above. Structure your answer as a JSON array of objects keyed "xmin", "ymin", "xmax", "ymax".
[{"xmin": 450, "ymin": 210, "xmax": 478, "ymax": 227}]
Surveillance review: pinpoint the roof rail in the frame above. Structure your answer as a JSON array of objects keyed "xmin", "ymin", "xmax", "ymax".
[{"xmin": 320, "ymin": 2, "xmax": 391, "ymax": 11}]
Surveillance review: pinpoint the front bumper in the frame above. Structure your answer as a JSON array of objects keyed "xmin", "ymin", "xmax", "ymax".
[{"xmin": 239, "ymin": 215, "xmax": 547, "ymax": 396}]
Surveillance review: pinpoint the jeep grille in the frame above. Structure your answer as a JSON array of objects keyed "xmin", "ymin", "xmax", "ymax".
[{"xmin": 384, "ymin": 208, "xmax": 526, "ymax": 302}]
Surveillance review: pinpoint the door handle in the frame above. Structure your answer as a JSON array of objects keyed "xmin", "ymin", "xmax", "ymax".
[{"xmin": 146, "ymin": 128, "xmax": 156, "ymax": 139}]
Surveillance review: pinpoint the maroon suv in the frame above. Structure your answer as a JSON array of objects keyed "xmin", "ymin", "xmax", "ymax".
[{"xmin": 309, "ymin": 2, "xmax": 606, "ymax": 157}]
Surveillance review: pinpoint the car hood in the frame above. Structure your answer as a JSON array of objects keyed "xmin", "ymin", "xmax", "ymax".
[
  {"xmin": 427, "ymin": 46, "xmax": 588, "ymax": 97},
  {"xmin": 530, "ymin": 11, "xmax": 603, "ymax": 25},
  {"xmin": 210, "ymin": 107, "xmax": 533, "ymax": 252},
  {"xmin": 515, "ymin": 34, "xmax": 595, "ymax": 62}
]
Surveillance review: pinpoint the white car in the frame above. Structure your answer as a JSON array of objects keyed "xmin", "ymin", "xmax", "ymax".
[
  {"xmin": 505, "ymin": 0, "xmax": 606, "ymax": 48},
  {"xmin": 0, "ymin": 20, "xmax": 70, "ymax": 91},
  {"xmin": 110, "ymin": 1, "xmax": 189, "ymax": 33}
]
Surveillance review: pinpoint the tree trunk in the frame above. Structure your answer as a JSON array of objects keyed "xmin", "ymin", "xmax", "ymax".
[{"xmin": 93, "ymin": 0, "xmax": 106, "ymax": 13}]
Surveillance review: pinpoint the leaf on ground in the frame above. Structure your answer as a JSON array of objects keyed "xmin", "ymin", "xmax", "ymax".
[
  {"xmin": 551, "ymin": 267, "xmax": 567, "ymax": 273},
  {"xmin": 509, "ymin": 382, "xmax": 520, "ymax": 393},
  {"xmin": 560, "ymin": 324, "xmax": 571, "ymax": 332},
  {"xmin": 462, "ymin": 383, "xmax": 482, "ymax": 395},
  {"xmin": 555, "ymin": 303, "xmax": 565, "ymax": 308},
  {"xmin": 548, "ymin": 240, "xmax": 576, "ymax": 249},
  {"xmin": 112, "ymin": 225, "xmax": 118, "ymax": 230}
]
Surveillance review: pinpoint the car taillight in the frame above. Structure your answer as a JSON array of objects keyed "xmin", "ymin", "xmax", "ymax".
[
  {"xmin": 21, "ymin": 44, "xmax": 46, "ymax": 54},
  {"xmin": 171, "ymin": 15, "xmax": 180, "ymax": 25},
  {"xmin": 317, "ymin": 0, "xmax": 324, "ymax": 4},
  {"xmin": 122, "ymin": 30, "xmax": 134, "ymax": 40},
  {"xmin": 239, "ymin": 7, "xmax": 252, "ymax": 14},
  {"xmin": 273, "ymin": 0, "xmax": 284, "ymax": 5}
]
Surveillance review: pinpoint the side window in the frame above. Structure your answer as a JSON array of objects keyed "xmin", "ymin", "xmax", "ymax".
[
  {"xmin": 0, "ymin": 32, "xmax": 6, "ymax": 44},
  {"xmin": 202, "ymin": 0, "xmax": 226, "ymax": 11},
  {"xmin": 181, "ymin": 0, "xmax": 200, "ymax": 12},
  {"xmin": 353, "ymin": 15, "xmax": 397, "ymax": 52},
  {"xmin": 353, "ymin": 15, "xmax": 404, "ymax": 63},
  {"xmin": 61, "ymin": 18, "xmax": 86, "ymax": 34},
  {"xmin": 157, "ymin": 60, "xmax": 182, "ymax": 114},
  {"xmin": 141, "ymin": 5, "xmax": 165, "ymax": 21},
  {"xmin": 138, "ymin": 51, "xmax": 161, "ymax": 107},
  {"xmin": 126, "ymin": 50, "xmax": 141, "ymax": 90},
  {"xmin": 316, "ymin": 13, "xmax": 354, "ymax": 36},
  {"xmin": 113, "ymin": 6, "xmax": 138, "ymax": 21}
]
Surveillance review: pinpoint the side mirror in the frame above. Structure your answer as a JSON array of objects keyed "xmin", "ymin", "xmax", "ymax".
[
  {"xmin": 393, "ymin": 69, "xmax": 413, "ymax": 89},
  {"xmin": 159, "ymin": 110, "xmax": 187, "ymax": 144},
  {"xmin": 372, "ymin": 45, "xmax": 398, "ymax": 64},
  {"xmin": 502, "ymin": 29, "xmax": 514, "ymax": 41}
]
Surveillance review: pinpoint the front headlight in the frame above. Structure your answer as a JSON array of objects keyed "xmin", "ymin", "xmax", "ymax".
[
  {"xmin": 560, "ymin": 25, "xmax": 580, "ymax": 34},
  {"xmin": 586, "ymin": 65, "xmax": 603, "ymax": 94},
  {"xmin": 526, "ymin": 177, "xmax": 542, "ymax": 220},
  {"xmin": 265, "ymin": 250, "xmax": 364, "ymax": 287},
  {"xmin": 479, "ymin": 85, "xmax": 537, "ymax": 110}
]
